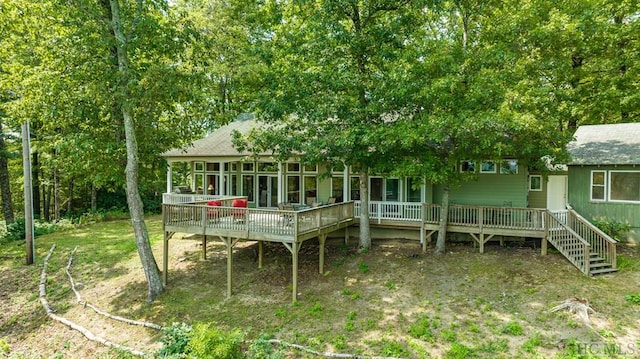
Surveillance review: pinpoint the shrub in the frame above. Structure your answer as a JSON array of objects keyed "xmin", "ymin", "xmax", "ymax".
[
  {"xmin": 157, "ymin": 322, "xmax": 193, "ymax": 357},
  {"xmin": 186, "ymin": 323, "xmax": 243, "ymax": 359},
  {"xmin": 1, "ymin": 218, "xmax": 75, "ymax": 242},
  {"xmin": 592, "ymin": 217, "xmax": 631, "ymax": 242},
  {"xmin": 625, "ymin": 293, "xmax": 640, "ymax": 305},
  {"xmin": 246, "ymin": 334, "xmax": 285, "ymax": 359},
  {"xmin": 500, "ymin": 321, "xmax": 524, "ymax": 336}
]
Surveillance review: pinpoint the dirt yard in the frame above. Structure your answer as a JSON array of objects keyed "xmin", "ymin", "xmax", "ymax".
[{"xmin": 2, "ymin": 232, "xmax": 640, "ymax": 358}]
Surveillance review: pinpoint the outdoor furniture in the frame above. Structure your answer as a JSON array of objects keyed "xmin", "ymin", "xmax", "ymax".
[
  {"xmin": 306, "ymin": 197, "xmax": 316, "ymax": 206},
  {"xmin": 278, "ymin": 202, "xmax": 295, "ymax": 226},
  {"xmin": 231, "ymin": 198, "xmax": 248, "ymax": 222},
  {"xmin": 206, "ymin": 200, "xmax": 222, "ymax": 223},
  {"xmin": 327, "ymin": 197, "xmax": 336, "ymax": 204}
]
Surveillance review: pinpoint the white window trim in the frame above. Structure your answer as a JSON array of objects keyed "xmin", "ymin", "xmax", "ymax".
[
  {"xmin": 480, "ymin": 161, "xmax": 497, "ymax": 174},
  {"xmin": 590, "ymin": 170, "xmax": 607, "ymax": 202},
  {"xmin": 460, "ymin": 160, "xmax": 476, "ymax": 173},
  {"xmin": 608, "ymin": 170, "xmax": 640, "ymax": 204},
  {"xmin": 500, "ymin": 159, "xmax": 518, "ymax": 174},
  {"xmin": 529, "ymin": 175, "xmax": 542, "ymax": 191}
]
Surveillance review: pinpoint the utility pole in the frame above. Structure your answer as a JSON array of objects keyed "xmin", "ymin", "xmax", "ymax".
[{"xmin": 22, "ymin": 121, "xmax": 34, "ymax": 265}]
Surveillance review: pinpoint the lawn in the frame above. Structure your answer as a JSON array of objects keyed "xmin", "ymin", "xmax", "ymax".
[{"xmin": 1, "ymin": 215, "xmax": 640, "ymax": 358}]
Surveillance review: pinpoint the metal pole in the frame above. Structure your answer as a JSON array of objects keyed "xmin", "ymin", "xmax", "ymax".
[{"xmin": 22, "ymin": 121, "xmax": 34, "ymax": 265}]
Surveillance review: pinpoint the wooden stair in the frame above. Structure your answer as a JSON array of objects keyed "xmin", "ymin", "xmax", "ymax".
[{"xmin": 589, "ymin": 253, "xmax": 618, "ymax": 276}]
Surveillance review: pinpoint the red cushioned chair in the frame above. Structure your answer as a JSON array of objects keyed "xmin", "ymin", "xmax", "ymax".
[
  {"xmin": 231, "ymin": 199, "xmax": 248, "ymax": 222},
  {"xmin": 206, "ymin": 200, "xmax": 222, "ymax": 223}
]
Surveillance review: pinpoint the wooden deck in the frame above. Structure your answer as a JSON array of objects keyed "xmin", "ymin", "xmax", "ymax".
[
  {"xmin": 162, "ymin": 201, "xmax": 354, "ymax": 302},
  {"xmin": 162, "ymin": 200, "xmax": 617, "ymax": 301}
]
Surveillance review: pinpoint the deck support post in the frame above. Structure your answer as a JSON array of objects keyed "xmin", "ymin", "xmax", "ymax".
[
  {"xmin": 220, "ymin": 236, "xmax": 239, "ymax": 298},
  {"xmin": 283, "ymin": 241, "xmax": 301, "ymax": 303},
  {"xmin": 163, "ymin": 232, "xmax": 169, "ymax": 286},
  {"xmin": 542, "ymin": 212, "xmax": 549, "ymax": 256},
  {"xmin": 319, "ymin": 234, "xmax": 327, "ymax": 274},
  {"xmin": 479, "ymin": 233, "xmax": 484, "ymax": 253},
  {"xmin": 258, "ymin": 241, "xmax": 264, "ymax": 269}
]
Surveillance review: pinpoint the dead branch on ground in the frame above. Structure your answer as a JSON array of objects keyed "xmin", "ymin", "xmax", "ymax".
[
  {"xmin": 39, "ymin": 244, "xmax": 145, "ymax": 356},
  {"xmin": 65, "ymin": 246, "xmax": 163, "ymax": 330}
]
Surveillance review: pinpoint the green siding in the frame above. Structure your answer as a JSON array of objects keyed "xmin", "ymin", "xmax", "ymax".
[
  {"xmin": 527, "ymin": 174, "xmax": 547, "ymax": 208},
  {"xmin": 568, "ymin": 165, "xmax": 640, "ymax": 240},
  {"xmin": 433, "ymin": 170, "xmax": 528, "ymax": 207}
]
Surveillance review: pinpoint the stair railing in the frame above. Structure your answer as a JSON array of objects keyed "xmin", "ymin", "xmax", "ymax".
[
  {"xmin": 546, "ymin": 211, "xmax": 591, "ymax": 275},
  {"xmin": 566, "ymin": 209, "xmax": 617, "ymax": 269}
]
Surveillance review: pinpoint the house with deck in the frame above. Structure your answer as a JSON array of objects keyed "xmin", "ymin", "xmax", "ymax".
[
  {"xmin": 160, "ymin": 117, "xmax": 618, "ymax": 301},
  {"xmin": 567, "ymin": 123, "xmax": 640, "ymax": 243}
]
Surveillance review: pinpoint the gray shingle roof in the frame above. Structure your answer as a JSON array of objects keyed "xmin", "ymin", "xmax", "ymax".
[
  {"xmin": 567, "ymin": 123, "xmax": 640, "ymax": 165},
  {"xmin": 162, "ymin": 116, "xmax": 266, "ymax": 159}
]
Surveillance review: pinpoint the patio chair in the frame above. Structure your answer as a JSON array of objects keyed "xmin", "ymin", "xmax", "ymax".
[
  {"xmin": 206, "ymin": 200, "xmax": 222, "ymax": 223},
  {"xmin": 231, "ymin": 198, "xmax": 248, "ymax": 222},
  {"xmin": 306, "ymin": 197, "xmax": 317, "ymax": 206},
  {"xmin": 278, "ymin": 203, "xmax": 294, "ymax": 226},
  {"xmin": 327, "ymin": 197, "xmax": 336, "ymax": 205}
]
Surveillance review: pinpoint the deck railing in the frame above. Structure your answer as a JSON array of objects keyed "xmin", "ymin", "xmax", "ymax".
[
  {"xmin": 163, "ymin": 202, "xmax": 354, "ymax": 241},
  {"xmin": 163, "ymin": 193, "xmax": 246, "ymax": 204},
  {"xmin": 567, "ymin": 209, "xmax": 617, "ymax": 268},
  {"xmin": 354, "ymin": 201, "xmax": 423, "ymax": 223},
  {"xmin": 546, "ymin": 212, "xmax": 591, "ymax": 275}
]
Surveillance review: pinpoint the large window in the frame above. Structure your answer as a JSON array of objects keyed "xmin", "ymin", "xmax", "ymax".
[
  {"xmin": 610, "ymin": 171, "xmax": 640, "ymax": 202},
  {"xmin": 406, "ymin": 178, "xmax": 422, "ymax": 202},
  {"xmin": 331, "ymin": 177, "xmax": 344, "ymax": 202},
  {"xmin": 386, "ymin": 178, "xmax": 400, "ymax": 201},
  {"xmin": 242, "ymin": 175, "xmax": 255, "ymax": 202},
  {"xmin": 287, "ymin": 175, "xmax": 300, "ymax": 203},
  {"xmin": 591, "ymin": 171, "xmax": 606, "ymax": 201},
  {"xmin": 350, "ymin": 177, "xmax": 360, "ymax": 200},
  {"xmin": 500, "ymin": 160, "xmax": 518, "ymax": 174},
  {"xmin": 304, "ymin": 176, "xmax": 317, "ymax": 203}
]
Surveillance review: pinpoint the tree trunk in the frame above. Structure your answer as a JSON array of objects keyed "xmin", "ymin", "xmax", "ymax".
[
  {"xmin": 67, "ymin": 178, "xmax": 73, "ymax": 214},
  {"xmin": 358, "ymin": 171, "xmax": 371, "ymax": 251},
  {"xmin": 32, "ymin": 151, "xmax": 40, "ymax": 219},
  {"xmin": 0, "ymin": 122, "xmax": 15, "ymax": 225},
  {"xmin": 435, "ymin": 184, "xmax": 450, "ymax": 255},
  {"xmin": 91, "ymin": 183, "xmax": 97, "ymax": 212},
  {"xmin": 54, "ymin": 166, "xmax": 60, "ymax": 221},
  {"xmin": 109, "ymin": 0, "xmax": 163, "ymax": 302}
]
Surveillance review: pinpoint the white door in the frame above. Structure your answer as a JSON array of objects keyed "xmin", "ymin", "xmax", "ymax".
[{"xmin": 547, "ymin": 175, "xmax": 568, "ymax": 211}]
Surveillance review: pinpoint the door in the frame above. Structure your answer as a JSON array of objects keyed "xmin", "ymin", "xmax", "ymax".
[
  {"xmin": 258, "ymin": 175, "xmax": 279, "ymax": 208},
  {"xmin": 547, "ymin": 175, "xmax": 568, "ymax": 211}
]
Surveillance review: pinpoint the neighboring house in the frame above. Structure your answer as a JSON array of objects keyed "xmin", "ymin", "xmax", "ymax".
[{"xmin": 567, "ymin": 123, "xmax": 640, "ymax": 242}]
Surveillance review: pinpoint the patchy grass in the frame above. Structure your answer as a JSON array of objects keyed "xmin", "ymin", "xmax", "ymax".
[{"xmin": 1, "ymin": 216, "xmax": 639, "ymax": 358}]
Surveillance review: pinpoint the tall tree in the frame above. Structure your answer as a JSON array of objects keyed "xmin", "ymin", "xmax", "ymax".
[{"xmin": 236, "ymin": 0, "xmax": 422, "ymax": 251}]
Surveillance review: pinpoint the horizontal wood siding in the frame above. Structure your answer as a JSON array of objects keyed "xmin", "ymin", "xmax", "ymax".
[
  {"xmin": 568, "ymin": 166, "xmax": 640, "ymax": 241},
  {"xmin": 433, "ymin": 171, "xmax": 528, "ymax": 207},
  {"xmin": 527, "ymin": 176, "xmax": 546, "ymax": 209}
]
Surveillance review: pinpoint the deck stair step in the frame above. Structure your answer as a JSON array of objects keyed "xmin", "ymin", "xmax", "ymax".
[{"xmin": 590, "ymin": 267, "xmax": 618, "ymax": 275}]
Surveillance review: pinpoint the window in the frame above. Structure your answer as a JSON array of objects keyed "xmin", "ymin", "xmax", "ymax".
[
  {"xmin": 350, "ymin": 177, "xmax": 360, "ymax": 200},
  {"xmin": 609, "ymin": 171, "xmax": 640, "ymax": 203},
  {"xmin": 406, "ymin": 178, "xmax": 422, "ymax": 202},
  {"xmin": 386, "ymin": 178, "xmax": 400, "ymax": 201},
  {"xmin": 460, "ymin": 161, "xmax": 475, "ymax": 173},
  {"xmin": 480, "ymin": 161, "xmax": 496, "ymax": 174},
  {"xmin": 500, "ymin": 160, "xmax": 518, "ymax": 174},
  {"xmin": 287, "ymin": 163, "xmax": 300, "ymax": 172},
  {"xmin": 591, "ymin": 171, "xmax": 606, "ymax": 201},
  {"xmin": 529, "ymin": 175, "xmax": 542, "ymax": 191},
  {"xmin": 231, "ymin": 175, "xmax": 237, "ymax": 195},
  {"xmin": 287, "ymin": 176, "xmax": 300, "ymax": 203},
  {"xmin": 304, "ymin": 164, "xmax": 317, "ymax": 173},
  {"xmin": 230, "ymin": 163, "xmax": 237, "ymax": 172},
  {"xmin": 304, "ymin": 176, "xmax": 317, "ymax": 203},
  {"xmin": 331, "ymin": 177, "xmax": 344, "ymax": 202},
  {"xmin": 206, "ymin": 162, "xmax": 220, "ymax": 172},
  {"xmin": 194, "ymin": 162, "xmax": 204, "ymax": 172},
  {"xmin": 242, "ymin": 162, "xmax": 254, "ymax": 172},
  {"xmin": 257, "ymin": 162, "xmax": 277, "ymax": 172},
  {"xmin": 242, "ymin": 175, "xmax": 255, "ymax": 202}
]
